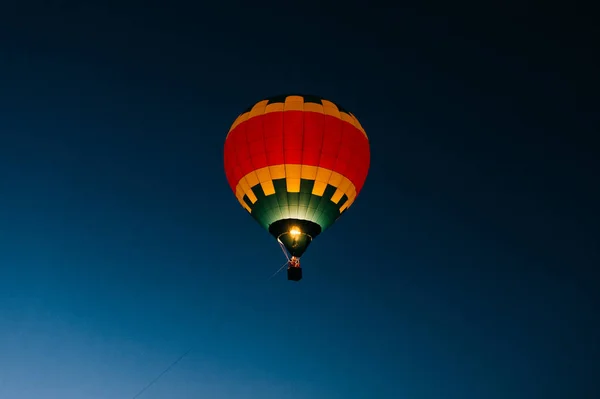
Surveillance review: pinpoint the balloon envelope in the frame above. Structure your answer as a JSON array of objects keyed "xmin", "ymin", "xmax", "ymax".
[{"xmin": 224, "ymin": 94, "xmax": 370, "ymax": 258}]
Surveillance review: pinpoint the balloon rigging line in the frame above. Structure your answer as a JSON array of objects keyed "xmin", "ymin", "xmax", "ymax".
[
  {"xmin": 268, "ymin": 261, "xmax": 290, "ymax": 280},
  {"xmin": 277, "ymin": 239, "xmax": 290, "ymax": 261},
  {"xmin": 131, "ymin": 348, "xmax": 192, "ymax": 399}
]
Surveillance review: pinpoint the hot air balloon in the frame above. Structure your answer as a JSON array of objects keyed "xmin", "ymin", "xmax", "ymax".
[{"xmin": 223, "ymin": 94, "xmax": 370, "ymax": 281}]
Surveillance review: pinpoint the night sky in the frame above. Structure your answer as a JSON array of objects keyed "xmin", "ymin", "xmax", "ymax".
[{"xmin": 0, "ymin": 2, "xmax": 598, "ymax": 398}]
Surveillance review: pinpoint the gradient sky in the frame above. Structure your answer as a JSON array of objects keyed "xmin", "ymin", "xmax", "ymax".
[{"xmin": 0, "ymin": 2, "xmax": 598, "ymax": 399}]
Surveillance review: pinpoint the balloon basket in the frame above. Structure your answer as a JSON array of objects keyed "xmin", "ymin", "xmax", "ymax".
[{"xmin": 287, "ymin": 257, "xmax": 302, "ymax": 281}]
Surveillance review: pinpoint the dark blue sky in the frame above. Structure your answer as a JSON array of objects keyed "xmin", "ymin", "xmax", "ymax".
[{"xmin": 0, "ymin": 2, "xmax": 598, "ymax": 398}]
